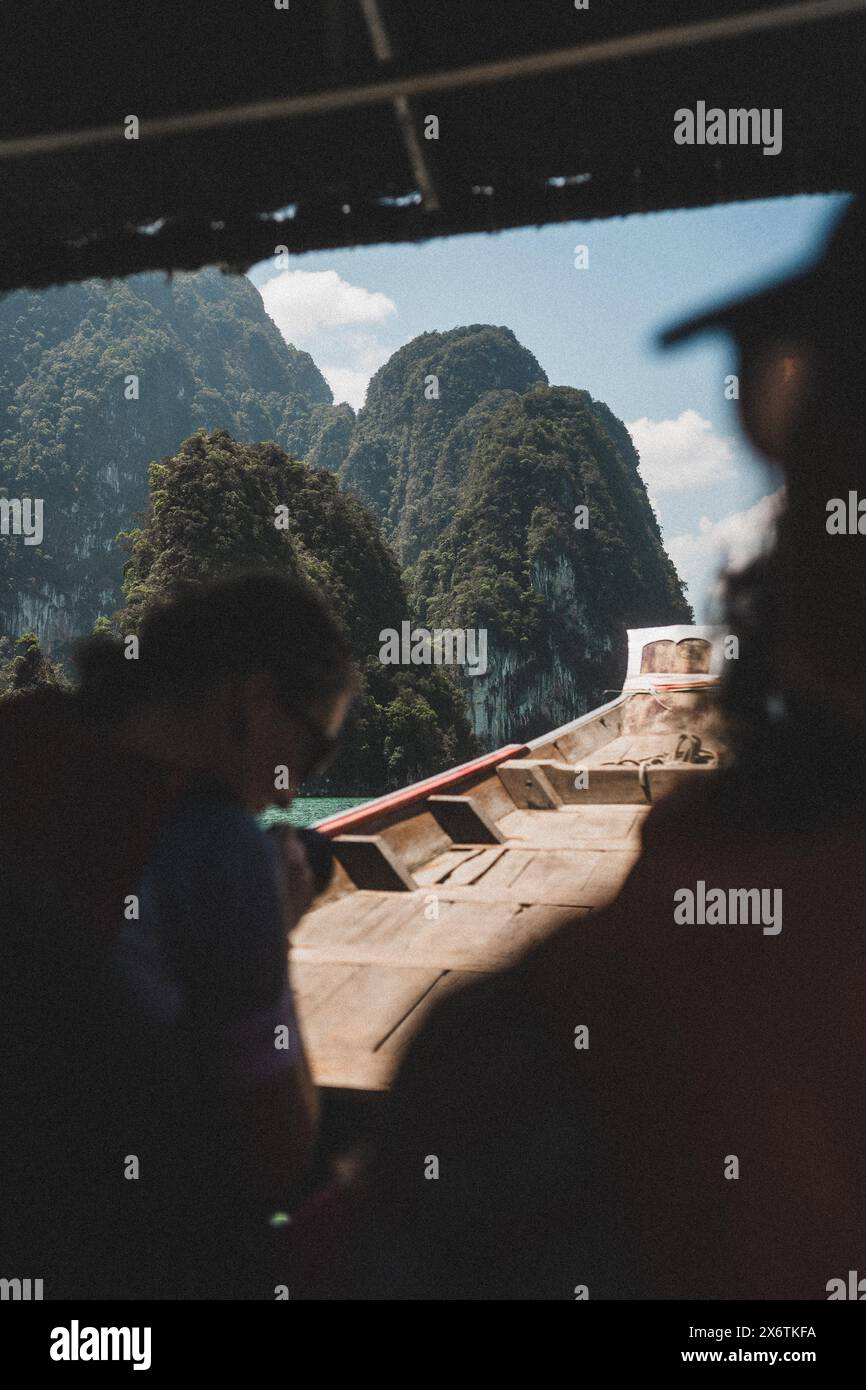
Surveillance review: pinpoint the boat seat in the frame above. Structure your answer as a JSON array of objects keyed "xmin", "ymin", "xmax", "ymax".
[
  {"xmin": 644, "ymin": 763, "xmax": 716, "ymax": 801},
  {"xmin": 496, "ymin": 759, "xmax": 564, "ymax": 809},
  {"xmin": 545, "ymin": 761, "xmax": 647, "ymax": 804},
  {"xmin": 330, "ymin": 835, "xmax": 417, "ymax": 891},
  {"xmin": 426, "ymin": 794, "xmax": 503, "ymax": 844}
]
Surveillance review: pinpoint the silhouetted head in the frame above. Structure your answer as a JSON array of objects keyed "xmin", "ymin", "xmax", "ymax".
[
  {"xmin": 663, "ymin": 196, "xmax": 866, "ymax": 476},
  {"xmin": 74, "ymin": 571, "xmax": 356, "ymax": 812},
  {"xmin": 663, "ymin": 196, "xmax": 866, "ymax": 732}
]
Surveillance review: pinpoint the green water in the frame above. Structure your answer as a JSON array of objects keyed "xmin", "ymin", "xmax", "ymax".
[{"xmin": 259, "ymin": 795, "xmax": 370, "ymax": 830}]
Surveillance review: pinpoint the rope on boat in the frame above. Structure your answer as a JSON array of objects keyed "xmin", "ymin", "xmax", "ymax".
[{"xmin": 600, "ymin": 730, "xmax": 717, "ymax": 794}]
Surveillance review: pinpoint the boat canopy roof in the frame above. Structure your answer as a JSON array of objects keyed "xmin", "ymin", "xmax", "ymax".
[{"xmin": 0, "ymin": 0, "xmax": 863, "ymax": 293}]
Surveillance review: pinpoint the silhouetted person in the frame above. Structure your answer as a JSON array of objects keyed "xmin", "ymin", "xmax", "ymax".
[
  {"xmin": 342, "ymin": 197, "xmax": 866, "ymax": 1299},
  {"xmin": 0, "ymin": 571, "xmax": 353, "ymax": 1298}
]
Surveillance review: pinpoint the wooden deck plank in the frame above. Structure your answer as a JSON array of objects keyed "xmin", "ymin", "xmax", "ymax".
[
  {"xmin": 300, "ymin": 901, "xmax": 594, "ymax": 1089},
  {"xmin": 501, "ymin": 832, "xmax": 644, "ymax": 852},
  {"xmin": 469, "ymin": 847, "xmax": 537, "ymax": 889},
  {"xmin": 444, "ymin": 845, "xmax": 508, "ymax": 886},
  {"xmin": 293, "ymin": 960, "xmax": 446, "ymax": 1051},
  {"xmin": 413, "ymin": 847, "xmax": 482, "ymax": 886},
  {"xmin": 297, "ymin": 835, "xmax": 639, "ymax": 956},
  {"xmin": 374, "ymin": 951, "xmax": 580, "ymax": 1084},
  {"xmin": 584, "ymin": 730, "xmax": 723, "ymax": 770},
  {"xmin": 582, "ymin": 850, "xmax": 641, "ymax": 905},
  {"xmin": 497, "ymin": 805, "xmax": 647, "ymax": 846},
  {"xmin": 306, "ymin": 1048, "xmax": 401, "ymax": 1091},
  {"xmin": 294, "ymin": 894, "xmax": 427, "ymax": 952},
  {"xmin": 291, "ymin": 900, "xmax": 582, "ymax": 972},
  {"xmin": 291, "ymin": 890, "xmax": 398, "ymax": 946},
  {"xmin": 289, "ymin": 960, "xmax": 362, "ymax": 1015},
  {"xmin": 376, "ymin": 969, "xmax": 479, "ymax": 1056},
  {"xmin": 434, "ymin": 875, "xmax": 633, "ymax": 908},
  {"xmin": 308, "ymin": 968, "xmax": 477, "ymax": 1091},
  {"xmin": 503, "ymin": 849, "xmax": 604, "ymax": 899}
]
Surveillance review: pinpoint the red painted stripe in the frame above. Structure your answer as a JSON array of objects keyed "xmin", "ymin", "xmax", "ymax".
[
  {"xmin": 314, "ymin": 743, "xmax": 528, "ymax": 837},
  {"xmin": 651, "ymin": 679, "xmax": 720, "ymax": 691}
]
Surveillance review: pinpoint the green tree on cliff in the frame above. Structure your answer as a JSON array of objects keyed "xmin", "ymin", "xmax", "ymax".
[
  {"xmin": 339, "ymin": 325, "xmax": 548, "ymax": 563},
  {"xmin": 116, "ymin": 429, "xmax": 475, "ymax": 793},
  {"xmin": 0, "ymin": 267, "xmax": 343, "ymax": 643},
  {"xmin": 408, "ymin": 385, "xmax": 692, "ymax": 742},
  {"xmin": 0, "ymin": 631, "xmax": 70, "ymax": 700}
]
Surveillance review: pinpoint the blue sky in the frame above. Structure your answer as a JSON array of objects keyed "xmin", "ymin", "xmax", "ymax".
[{"xmin": 249, "ymin": 193, "xmax": 846, "ymax": 619}]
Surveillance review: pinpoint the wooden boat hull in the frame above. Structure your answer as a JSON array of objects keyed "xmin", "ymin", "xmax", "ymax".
[{"xmin": 293, "ymin": 628, "xmax": 727, "ymax": 1093}]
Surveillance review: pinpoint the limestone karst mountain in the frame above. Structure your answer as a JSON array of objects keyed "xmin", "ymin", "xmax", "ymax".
[
  {"xmin": 118, "ymin": 429, "xmax": 476, "ymax": 792},
  {"xmin": 0, "ymin": 268, "xmax": 337, "ymax": 645},
  {"xmin": 338, "ymin": 325, "xmax": 548, "ymax": 565},
  {"xmin": 332, "ymin": 327, "xmax": 691, "ymax": 746},
  {"xmin": 415, "ymin": 385, "xmax": 691, "ymax": 743},
  {"xmin": 0, "ymin": 284, "xmax": 690, "ymax": 760}
]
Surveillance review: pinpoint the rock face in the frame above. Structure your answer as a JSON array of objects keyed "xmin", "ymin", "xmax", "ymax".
[
  {"xmin": 0, "ymin": 288, "xmax": 691, "ymax": 754},
  {"xmin": 334, "ymin": 330, "xmax": 692, "ymax": 747},
  {"xmin": 0, "ymin": 269, "xmax": 335, "ymax": 648},
  {"xmin": 118, "ymin": 429, "xmax": 476, "ymax": 793},
  {"xmin": 428, "ymin": 385, "xmax": 692, "ymax": 746},
  {"xmin": 339, "ymin": 325, "xmax": 547, "ymax": 565}
]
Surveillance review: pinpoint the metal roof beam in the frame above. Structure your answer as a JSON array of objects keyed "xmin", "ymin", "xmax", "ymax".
[
  {"xmin": 358, "ymin": 0, "xmax": 442, "ymax": 213},
  {"xmin": 1, "ymin": 0, "xmax": 863, "ymax": 162}
]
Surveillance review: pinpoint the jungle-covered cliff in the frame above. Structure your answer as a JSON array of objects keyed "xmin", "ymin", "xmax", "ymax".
[
  {"xmin": 0, "ymin": 268, "xmax": 337, "ymax": 646},
  {"xmin": 409, "ymin": 384, "xmax": 691, "ymax": 743},
  {"xmin": 116, "ymin": 429, "xmax": 476, "ymax": 793},
  {"xmin": 0, "ymin": 278, "xmax": 691, "ymax": 762},
  {"xmin": 338, "ymin": 325, "xmax": 547, "ymax": 564},
  {"xmin": 334, "ymin": 328, "xmax": 691, "ymax": 745}
]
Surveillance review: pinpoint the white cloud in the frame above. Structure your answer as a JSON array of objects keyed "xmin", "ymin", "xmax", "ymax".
[
  {"xmin": 321, "ymin": 367, "xmax": 372, "ymax": 411},
  {"xmin": 258, "ymin": 270, "xmax": 398, "ymax": 409},
  {"xmin": 627, "ymin": 409, "xmax": 737, "ymax": 495},
  {"xmin": 321, "ymin": 331, "xmax": 394, "ymax": 409},
  {"xmin": 667, "ymin": 488, "xmax": 785, "ymax": 619},
  {"xmin": 260, "ymin": 269, "xmax": 396, "ymax": 338}
]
